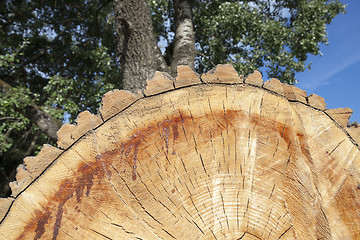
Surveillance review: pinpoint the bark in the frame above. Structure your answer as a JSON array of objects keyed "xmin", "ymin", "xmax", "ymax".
[
  {"xmin": 24, "ymin": 103, "xmax": 62, "ymax": 141},
  {"xmin": 170, "ymin": 0, "xmax": 196, "ymax": 75},
  {"xmin": 0, "ymin": 79, "xmax": 61, "ymax": 141},
  {"xmin": 114, "ymin": 0, "xmax": 167, "ymax": 92}
]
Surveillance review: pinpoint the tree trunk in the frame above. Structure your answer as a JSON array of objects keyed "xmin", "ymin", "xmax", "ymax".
[
  {"xmin": 170, "ymin": 0, "xmax": 196, "ymax": 75},
  {"xmin": 114, "ymin": 0, "xmax": 167, "ymax": 92},
  {"xmin": 1, "ymin": 65, "xmax": 359, "ymax": 239}
]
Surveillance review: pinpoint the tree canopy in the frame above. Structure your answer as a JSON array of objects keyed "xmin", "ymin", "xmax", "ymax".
[{"xmin": 0, "ymin": 0, "xmax": 346, "ymax": 196}]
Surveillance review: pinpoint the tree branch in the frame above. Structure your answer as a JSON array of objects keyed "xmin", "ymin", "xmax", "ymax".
[
  {"xmin": 171, "ymin": 0, "xmax": 196, "ymax": 75},
  {"xmin": 114, "ymin": 0, "xmax": 167, "ymax": 92},
  {"xmin": 25, "ymin": 131, "xmax": 39, "ymax": 156},
  {"xmin": 225, "ymin": 0, "xmax": 259, "ymax": 3},
  {"xmin": 24, "ymin": 103, "xmax": 62, "ymax": 140},
  {"xmin": 0, "ymin": 79, "xmax": 62, "ymax": 140},
  {"xmin": 94, "ymin": 0, "xmax": 113, "ymax": 26},
  {"xmin": 0, "ymin": 117, "xmax": 17, "ymax": 121},
  {"xmin": 16, "ymin": 125, "xmax": 34, "ymax": 148},
  {"xmin": 1, "ymin": 121, "xmax": 16, "ymax": 148}
]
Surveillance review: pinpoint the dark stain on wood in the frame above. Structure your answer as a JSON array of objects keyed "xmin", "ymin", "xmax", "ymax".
[
  {"xmin": 33, "ymin": 209, "xmax": 51, "ymax": 240},
  {"xmin": 16, "ymin": 109, "xmax": 313, "ymax": 239},
  {"xmin": 17, "ymin": 155, "xmax": 112, "ymax": 239},
  {"xmin": 52, "ymin": 179, "xmax": 74, "ymax": 240},
  {"xmin": 171, "ymin": 123, "xmax": 179, "ymax": 155}
]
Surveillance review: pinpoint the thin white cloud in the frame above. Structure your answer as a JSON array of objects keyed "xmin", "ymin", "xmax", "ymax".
[{"xmin": 300, "ymin": 54, "xmax": 360, "ymax": 92}]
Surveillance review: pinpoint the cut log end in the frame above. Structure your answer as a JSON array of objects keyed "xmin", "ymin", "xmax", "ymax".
[
  {"xmin": 174, "ymin": 65, "xmax": 201, "ymax": 88},
  {"xmin": 143, "ymin": 71, "xmax": 174, "ymax": 96},
  {"xmin": 0, "ymin": 198, "xmax": 13, "ymax": 220},
  {"xmin": 326, "ymin": 107, "xmax": 353, "ymax": 128},
  {"xmin": 308, "ymin": 93, "xmax": 327, "ymax": 110},
  {"xmin": 9, "ymin": 144, "xmax": 63, "ymax": 198},
  {"xmin": 263, "ymin": 78, "xmax": 285, "ymax": 96},
  {"xmin": 245, "ymin": 70, "xmax": 263, "ymax": 87},
  {"xmin": 201, "ymin": 64, "xmax": 243, "ymax": 84},
  {"xmin": 99, "ymin": 89, "xmax": 141, "ymax": 121},
  {"xmin": 57, "ymin": 111, "xmax": 102, "ymax": 149},
  {"xmin": 1, "ymin": 65, "xmax": 359, "ymax": 240},
  {"xmin": 282, "ymin": 84, "xmax": 307, "ymax": 103}
]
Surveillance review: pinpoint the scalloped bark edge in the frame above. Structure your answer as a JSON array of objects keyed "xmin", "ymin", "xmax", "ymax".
[{"xmin": 3, "ymin": 64, "xmax": 359, "ymax": 206}]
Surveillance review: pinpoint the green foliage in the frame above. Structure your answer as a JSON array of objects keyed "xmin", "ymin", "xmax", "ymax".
[
  {"xmin": 0, "ymin": 40, "xmax": 29, "ymax": 69},
  {"xmin": 0, "ymin": 0, "xmax": 120, "ymax": 104},
  {"xmin": 148, "ymin": 0, "xmax": 345, "ymax": 83},
  {"xmin": 0, "ymin": 83, "xmax": 46, "ymax": 195},
  {"xmin": 192, "ymin": 0, "xmax": 346, "ymax": 84},
  {"xmin": 44, "ymin": 74, "xmax": 114, "ymax": 122},
  {"xmin": 149, "ymin": 0, "xmax": 174, "ymax": 42},
  {"xmin": 43, "ymin": 44, "xmax": 116, "ymax": 122},
  {"xmin": 0, "ymin": 0, "xmax": 119, "ymax": 195},
  {"xmin": 0, "ymin": 86, "xmax": 31, "ymax": 151},
  {"xmin": 0, "ymin": 42, "xmax": 32, "ymax": 184}
]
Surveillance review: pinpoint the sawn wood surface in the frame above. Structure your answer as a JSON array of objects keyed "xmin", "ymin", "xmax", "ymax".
[{"xmin": 0, "ymin": 65, "xmax": 359, "ymax": 239}]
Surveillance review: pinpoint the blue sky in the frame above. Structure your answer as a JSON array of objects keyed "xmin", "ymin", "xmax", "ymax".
[{"xmin": 296, "ymin": 0, "xmax": 360, "ymax": 123}]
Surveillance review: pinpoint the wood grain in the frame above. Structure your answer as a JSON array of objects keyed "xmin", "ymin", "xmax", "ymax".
[{"xmin": 0, "ymin": 66, "xmax": 359, "ymax": 239}]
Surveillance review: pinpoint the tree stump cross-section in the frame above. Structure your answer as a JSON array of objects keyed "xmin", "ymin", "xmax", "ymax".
[{"xmin": 0, "ymin": 65, "xmax": 359, "ymax": 239}]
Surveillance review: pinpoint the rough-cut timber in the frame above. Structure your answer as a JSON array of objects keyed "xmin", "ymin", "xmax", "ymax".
[
  {"xmin": 245, "ymin": 70, "xmax": 263, "ymax": 87},
  {"xmin": 56, "ymin": 111, "xmax": 102, "ymax": 149},
  {"xmin": 282, "ymin": 84, "xmax": 307, "ymax": 104},
  {"xmin": 174, "ymin": 65, "xmax": 201, "ymax": 88},
  {"xmin": 201, "ymin": 64, "xmax": 243, "ymax": 84},
  {"xmin": 308, "ymin": 93, "xmax": 327, "ymax": 110},
  {"xmin": 326, "ymin": 107, "xmax": 353, "ymax": 128},
  {"xmin": 143, "ymin": 71, "xmax": 174, "ymax": 96},
  {"xmin": 99, "ymin": 89, "xmax": 142, "ymax": 121},
  {"xmin": 263, "ymin": 78, "xmax": 284, "ymax": 96},
  {"xmin": 9, "ymin": 144, "xmax": 63, "ymax": 197},
  {"xmin": 0, "ymin": 65, "xmax": 359, "ymax": 239},
  {"xmin": 348, "ymin": 123, "xmax": 360, "ymax": 144}
]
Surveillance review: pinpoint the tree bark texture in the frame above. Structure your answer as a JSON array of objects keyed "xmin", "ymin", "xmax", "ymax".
[
  {"xmin": 24, "ymin": 103, "xmax": 62, "ymax": 141},
  {"xmin": 171, "ymin": 0, "xmax": 196, "ymax": 75},
  {"xmin": 1, "ymin": 65, "xmax": 360, "ymax": 239},
  {"xmin": 114, "ymin": 0, "xmax": 167, "ymax": 92}
]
